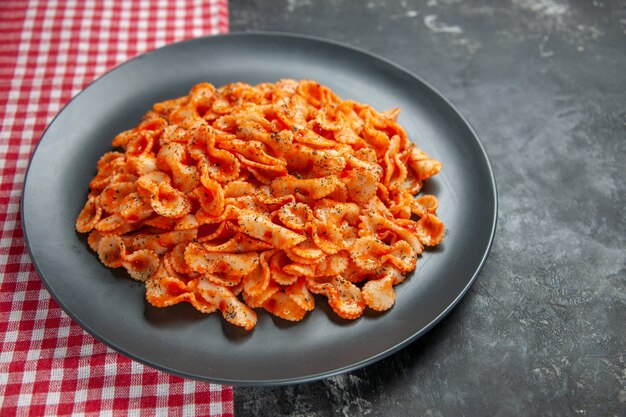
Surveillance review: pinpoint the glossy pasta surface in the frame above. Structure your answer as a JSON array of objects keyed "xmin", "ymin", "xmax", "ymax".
[{"xmin": 76, "ymin": 80, "xmax": 444, "ymax": 330}]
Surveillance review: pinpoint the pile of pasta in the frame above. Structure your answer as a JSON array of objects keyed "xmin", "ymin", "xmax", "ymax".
[{"xmin": 76, "ymin": 79, "xmax": 444, "ymax": 331}]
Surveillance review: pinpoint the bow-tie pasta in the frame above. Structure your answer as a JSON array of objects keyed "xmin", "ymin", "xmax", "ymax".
[{"xmin": 76, "ymin": 80, "xmax": 444, "ymax": 330}]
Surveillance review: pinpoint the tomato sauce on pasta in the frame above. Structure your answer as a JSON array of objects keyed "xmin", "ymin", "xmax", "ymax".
[{"xmin": 76, "ymin": 80, "xmax": 444, "ymax": 330}]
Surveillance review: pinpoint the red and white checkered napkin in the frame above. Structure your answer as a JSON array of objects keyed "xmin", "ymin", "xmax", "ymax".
[{"xmin": 0, "ymin": 1, "xmax": 234, "ymax": 415}]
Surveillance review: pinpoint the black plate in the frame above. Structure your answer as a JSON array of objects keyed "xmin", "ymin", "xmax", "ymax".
[{"xmin": 22, "ymin": 33, "xmax": 497, "ymax": 385}]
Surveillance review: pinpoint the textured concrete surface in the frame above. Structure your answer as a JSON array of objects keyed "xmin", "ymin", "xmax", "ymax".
[{"xmin": 229, "ymin": 0, "xmax": 626, "ymax": 416}]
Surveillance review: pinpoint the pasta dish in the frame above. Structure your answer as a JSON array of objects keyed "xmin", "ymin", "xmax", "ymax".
[{"xmin": 76, "ymin": 79, "xmax": 444, "ymax": 330}]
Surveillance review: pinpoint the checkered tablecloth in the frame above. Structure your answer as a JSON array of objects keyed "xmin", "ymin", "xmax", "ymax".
[{"xmin": 0, "ymin": 1, "xmax": 233, "ymax": 415}]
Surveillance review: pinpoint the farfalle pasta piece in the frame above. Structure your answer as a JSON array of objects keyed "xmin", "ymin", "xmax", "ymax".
[
  {"xmin": 96, "ymin": 151, "xmax": 125, "ymax": 171},
  {"xmin": 282, "ymin": 262, "xmax": 316, "ymax": 278},
  {"xmin": 127, "ymin": 154, "xmax": 158, "ymax": 176},
  {"xmin": 313, "ymin": 253, "xmax": 350, "ymax": 277},
  {"xmin": 122, "ymin": 249, "xmax": 160, "ymax": 282},
  {"xmin": 242, "ymin": 250, "xmax": 274, "ymax": 297},
  {"xmin": 219, "ymin": 139, "xmax": 287, "ymax": 174},
  {"xmin": 351, "ymin": 237, "xmax": 416, "ymax": 273},
  {"xmin": 270, "ymin": 175, "xmax": 343, "ymax": 201},
  {"xmin": 268, "ymin": 251, "xmax": 299, "ymax": 285},
  {"xmin": 240, "ymin": 122, "xmax": 295, "ymax": 156},
  {"xmin": 145, "ymin": 266, "xmax": 217, "ymax": 314},
  {"xmin": 89, "ymin": 158, "xmax": 133, "ymax": 194},
  {"xmin": 415, "ymin": 213, "xmax": 445, "ymax": 246},
  {"xmin": 243, "ymin": 280, "xmax": 281, "ymax": 308},
  {"xmin": 342, "ymin": 166, "xmax": 379, "ymax": 204},
  {"xmin": 121, "ymin": 229, "xmax": 197, "ymax": 255},
  {"xmin": 96, "ymin": 234, "xmax": 127, "ymax": 268},
  {"xmin": 185, "ymin": 242, "xmax": 259, "ymax": 276},
  {"xmin": 362, "ymin": 272, "xmax": 396, "ymax": 312},
  {"xmin": 136, "ymin": 171, "xmax": 167, "ymax": 192},
  {"xmin": 359, "ymin": 212, "xmax": 424, "ymax": 255},
  {"xmin": 193, "ymin": 181, "xmax": 225, "ymax": 218},
  {"xmin": 188, "ymin": 124, "xmax": 241, "ymax": 184},
  {"xmin": 383, "ymin": 135, "xmax": 408, "ymax": 190},
  {"xmin": 170, "ymin": 242, "xmax": 193, "ymax": 274},
  {"xmin": 415, "ymin": 194, "xmax": 439, "ymax": 214},
  {"xmin": 149, "ymin": 182, "xmax": 192, "ymax": 218},
  {"xmin": 195, "ymin": 278, "xmax": 257, "ymax": 331},
  {"xmin": 289, "ymin": 238, "xmax": 325, "ymax": 261},
  {"xmin": 76, "ymin": 79, "xmax": 444, "ymax": 331},
  {"xmin": 308, "ymin": 276, "xmax": 366, "ymax": 320},
  {"xmin": 95, "ymin": 214, "xmax": 127, "ymax": 232},
  {"xmin": 98, "ymin": 182, "xmax": 136, "ymax": 214},
  {"xmin": 262, "ymin": 291, "xmax": 307, "ymax": 322},
  {"xmin": 311, "ymin": 220, "xmax": 346, "ymax": 254},
  {"xmin": 237, "ymin": 209, "xmax": 306, "ymax": 250},
  {"xmin": 276, "ymin": 202, "xmax": 312, "ymax": 231},
  {"xmin": 196, "ymin": 205, "xmax": 239, "ymax": 227},
  {"xmin": 285, "ymin": 144, "xmax": 346, "ymax": 177},
  {"xmin": 145, "ymin": 270, "xmax": 192, "ymax": 308},
  {"xmin": 76, "ymin": 195, "xmax": 102, "ymax": 233},
  {"xmin": 169, "ymin": 82, "xmax": 217, "ymax": 123},
  {"xmin": 156, "ymin": 142, "xmax": 200, "ymax": 193},
  {"xmin": 285, "ymin": 278, "xmax": 315, "ymax": 312},
  {"xmin": 406, "ymin": 143, "xmax": 443, "ymax": 181},
  {"xmin": 296, "ymin": 80, "xmax": 340, "ymax": 107},
  {"xmin": 118, "ymin": 193, "xmax": 153, "ymax": 223}
]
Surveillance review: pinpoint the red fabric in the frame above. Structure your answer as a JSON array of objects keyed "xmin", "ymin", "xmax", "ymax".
[{"xmin": 0, "ymin": 1, "xmax": 233, "ymax": 415}]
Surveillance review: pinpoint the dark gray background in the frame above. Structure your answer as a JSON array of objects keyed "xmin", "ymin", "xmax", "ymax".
[{"xmin": 229, "ymin": 0, "xmax": 626, "ymax": 416}]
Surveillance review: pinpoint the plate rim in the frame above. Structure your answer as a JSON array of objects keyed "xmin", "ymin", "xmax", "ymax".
[{"xmin": 21, "ymin": 31, "xmax": 498, "ymax": 386}]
